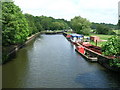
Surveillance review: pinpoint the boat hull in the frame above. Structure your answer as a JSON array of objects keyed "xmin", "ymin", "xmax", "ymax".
[
  {"xmin": 75, "ymin": 49, "xmax": 98, "ymax": 62},
  {"xmin": 98, "ymin": 55, "xmax": 120, "ymax": 72}
]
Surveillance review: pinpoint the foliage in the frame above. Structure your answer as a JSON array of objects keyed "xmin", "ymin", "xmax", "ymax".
[
  {"xmin": 40, "ymin": 16, "xmax": 53, "ymax": 30},
  {"xmin": 25, "ymin": 14, "xmax": 37, "ymax": 35},
  {"xmin": 96, "ymin": 24, "xmax": 115, "ymax": 35},
  {"xmin": 90, "ymin": 41, "xmax": 106, "ymax": 47},
  {"xmin": 24, "ymin": 13, "xmax": 43, "ymax": 36},
  {"xmin": 102, "ymin": 36, "xmax": 120, "ymax": 56},
  {"xmin": 51, "ymin": 21, "xmax": 69, "ymax": 30},
  {"xmin": 37, "ymin": 16, "xmax": 69, "ymax": 30},
  {"xmin": 2, "ymin": 2, "xmax": 69, "ymax": 46},
  {"xmin": 70, "ymin": 16, "xmax": 91, "ymax": 35},
  {"xmin": 2, "ymin": 2, "xmax": 29, "ymax": 45},
  {"xmin": 109, "ymin": 58, "xmax": 120, "ymax": 67},
  {"xmin": 91, "ymin": 22, "xmax": 118, "ymax": 30},
  {"xmin": 113, "ymin": 30, "xmax": 120, "ymax": 35},
  {"xmin": 102, "ymin": 36, "xmax": 120, "ymax": 67},
  {"xmin": 91, "ymin": 23, "xmax": 117, "ymax": 35},
  {"xmin": 2, "ymin": 2, "xmax": 70, "ymax": 45}
]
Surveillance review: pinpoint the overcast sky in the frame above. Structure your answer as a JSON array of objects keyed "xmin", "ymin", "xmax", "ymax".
[{"xmin": 13, "ymin": 0, "xmax": 119, "ymax": 24}]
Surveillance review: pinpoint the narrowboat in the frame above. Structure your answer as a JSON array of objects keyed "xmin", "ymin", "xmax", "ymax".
[
  {"xmin": 76, "ymin": 41, "xmax": 120, "ymax": 72},
  {"xmin": 63, "ymin": 33, "xmax": 120, "ymax": 72},
  {"xmin": 66, "ymin": 33, "xmax": 84, "ymax": 44},
  {"xmin": 75, "ymin": 42, "xmax": 99, "ymax": 62}
]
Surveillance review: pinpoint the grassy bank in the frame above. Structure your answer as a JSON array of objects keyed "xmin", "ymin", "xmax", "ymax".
[
  {"xmin": 90, "ymin": 41, "xmax": 106, "ymax": 47},
  {"xmin": 113, "ymin": 30, "xmax": 120, "ymax": 35},
  {"xmin": 88, "ymin": 33, "xmax": 113, "ymax": 40},
  {"xmin": 87, "ymin": 34, "xmax": 114, "ymax": 47}
]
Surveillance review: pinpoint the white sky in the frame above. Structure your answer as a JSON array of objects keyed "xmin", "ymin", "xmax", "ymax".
[{"xmin": 13, "ymin": 0, "xmax": 119, "ymax": 24}]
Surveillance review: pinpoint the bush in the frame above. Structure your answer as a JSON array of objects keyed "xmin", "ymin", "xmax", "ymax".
[
  {"xmin": 102, "ymin": 36, "xmax": 120, "ymax": 56},
  {"xmin": 108, "ymin": 30, "xmax": 116, "ymax": 35},
  {"xmin": 102, "ymin": 36, "xmax": 120, "ymax": 67}
]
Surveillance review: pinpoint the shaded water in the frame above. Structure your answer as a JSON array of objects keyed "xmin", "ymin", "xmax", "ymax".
[{"xmin": 3, "ymin": 34, "xmax": 120, "ymax": 88}]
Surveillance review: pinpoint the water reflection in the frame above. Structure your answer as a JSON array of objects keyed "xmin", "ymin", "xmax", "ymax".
[
  {"xmin": 3, "ymin": 49, "xmax": 29, "ymax": 88},
  {"xmin": 2, "ymin": 34, "xmax": 120, "ymax": 88},
  {"xmin": 76, "ymin": 70, "xmax": 120, "ymax": 88}
]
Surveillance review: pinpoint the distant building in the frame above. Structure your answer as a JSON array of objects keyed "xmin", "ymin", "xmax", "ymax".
[{"xmin": 90, "ymin": 36, "xmax": 100, "ymax": 42}]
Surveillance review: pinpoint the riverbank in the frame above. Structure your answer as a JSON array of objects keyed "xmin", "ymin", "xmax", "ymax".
[
  {"xmin": 41, "ymin": 30, "xmax": 64, "ymax": 34},
  {"xmin": 2, "ymin": 32, "xmax": 41, "ymax": 64},
  {"xmin": 63, "ymin": 32, "xmax": 120, "ymax": 72}
]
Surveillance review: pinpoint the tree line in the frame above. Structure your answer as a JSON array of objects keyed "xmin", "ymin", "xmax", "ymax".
[
  {"xmin": 2, "ymin": 1, "xmax": 119, "ymax": 46},
  {"xmin": 2, "ymin": 1, "xmax": 69, "ymax": 46},
  {"xmin": 91, "ymin": 22, "xmax": 118, "ymax": 35},
  {"xmin": 70, "ymin": 16, "xmax": 118, "ymax": 35},
  {"xmin": 2, "ymin": 1, "xmax": 119, "ymax": 65}
]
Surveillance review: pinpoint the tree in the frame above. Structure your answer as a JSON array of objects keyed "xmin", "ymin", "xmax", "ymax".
[
  {"xmin": 102, "ymin": 36, "xmax": 120, "ymax": 67},
  {"xmin": 70, "ymin": 16, "xmax": 91, "ymax": 35},
  {"xmin": 2, "ymin": 2, "xmax": 29, "ymax": 45},
  {"xmin": 39, "ymin": 16, "xmax": 53, "ymax": 30},
  {"xmin": 34, "ymin": 16, "xmax": 43, "ymax": 32},
  {"xmin": 102, "ymin": 36, "xmax": 120, "ymax": 56},
  {"xmin": 91, "ymin": 22, "xmax": 118, "ymax": 30},
  {"xmin": 96, "ymin": 24, "xmax": 110, "ymax": 34},
  {"xmin": 96, "ymin": 24, "xmax": 115, "ymax": 35},
  {"xmin": 25, "ymin": 13, "xmax": 38, "ymax": 35},
  {"xmin": 91, "ymin": 22, "xmax": 117, "ymax": 34},
  {"xmin": 34, "ymin": 22, "xmax": 43, "ymax": 32},
  {"xmin": 51, "ymin": 21, "xmax": 69, "ymax": 30},
  {"xmin": 37, "ymin": 16, "xmax": 69, "ymax": 30}
]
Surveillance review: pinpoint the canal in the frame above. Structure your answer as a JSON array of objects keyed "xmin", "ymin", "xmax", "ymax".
[{"xmin": 3, "ymin": 34, "xmax": 120, "ymax": 88}]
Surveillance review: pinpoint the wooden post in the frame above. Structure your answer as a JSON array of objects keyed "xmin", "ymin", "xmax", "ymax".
[{"xmin": 96, "ymin": 40, "xmax": 97, "ymax": 46}]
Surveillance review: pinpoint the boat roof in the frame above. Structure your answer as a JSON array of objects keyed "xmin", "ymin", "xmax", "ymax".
[{"xmin": 69, "ymin": 34, "xmax": 83, "ymax": 37}]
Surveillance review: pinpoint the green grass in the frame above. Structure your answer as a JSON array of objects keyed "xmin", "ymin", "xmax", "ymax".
[
  {"xmin": 85, "ymin": 33, "xmax": 113, "ymax": 40},
  {"xmin": 65, "ymin": 31, "xmax": 74, "ymax": 34},
  {"xmin": 87, "ymin": 33, "xmax": 114, "ymax": 47},
  {"xmin": 113, "ymin": 30, "xmax": 120, "ymax": 35},
  {"xmin": 90, "ymin": 41, "xmax": 106, "ymax": 47}
]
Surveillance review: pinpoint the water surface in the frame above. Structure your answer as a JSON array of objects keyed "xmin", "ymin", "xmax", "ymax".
[{"xmin": 3, "ymin": 34, "xmax": 120, "ymax": 88}]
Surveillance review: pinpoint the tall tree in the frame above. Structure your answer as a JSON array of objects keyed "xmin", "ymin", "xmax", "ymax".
[
  {"xmin": 70, "ymin": 16, "xmax": 91, "ymax": 35},
  {"xmin": 39, "ymin": 16, "xmax": 53, "ymax": 30},
  {"xmin": 2, "ymin": 2, "xmax": 29, "ymax": 45},
  {"xmin": 24, "ymin": 13, "xmax": 38, "ymax": 35},
  {"xmin": 96, "ymin": 24, "xmax": 115, "ymax": 35}
]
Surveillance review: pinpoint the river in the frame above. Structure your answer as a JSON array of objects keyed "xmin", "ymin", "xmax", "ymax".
[{"xmin": 2, "ymin": 34, "xmax": 120, "ymax": 88}]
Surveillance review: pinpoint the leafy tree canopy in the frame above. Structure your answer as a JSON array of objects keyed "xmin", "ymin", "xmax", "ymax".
[
  {"xmin": 102, "ymin": 36, "xmax": 120, "ymax": 67},
  {"xmin": 102, "ymin": 36, "xmax": 120, "ymax": 56},
  {"xmin": 2, "ymin": 2, "xmax": 29, "ymax": 45},
  {"xmin": 70, "ymin": 16, "xmax": 91, "ymax": 35},
  {"xmin": 95, "ymin": 24, "xmax": 116, "ymax": 35}
]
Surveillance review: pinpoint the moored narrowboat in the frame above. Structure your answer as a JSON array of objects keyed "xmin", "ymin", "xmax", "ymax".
[
  {"xmin": 63, "ymin": 33, "xmax": 120, "ymax": 72},
  {"xmin": 75, "ymin": 45, "xmax": 98, "ymax": 62}
]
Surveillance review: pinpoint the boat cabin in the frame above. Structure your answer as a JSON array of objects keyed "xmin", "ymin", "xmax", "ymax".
[
  {"xmin": 69, "ymin": 34, "xmax": 84, "ymax": 42},
  {"xmin": 83, "ymin": 36, "xmax": 90, "ymax": 42}
]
